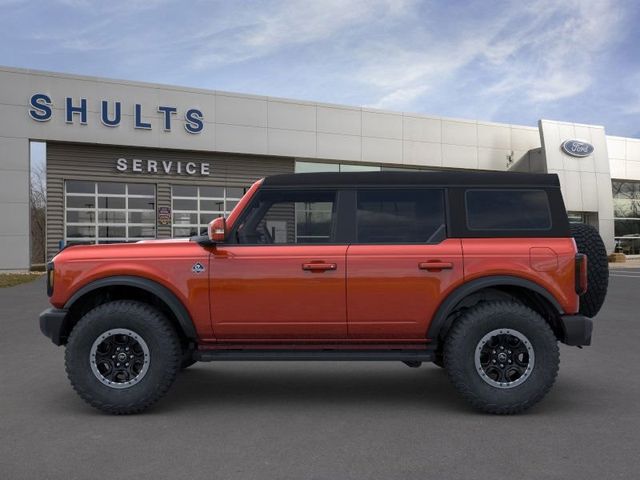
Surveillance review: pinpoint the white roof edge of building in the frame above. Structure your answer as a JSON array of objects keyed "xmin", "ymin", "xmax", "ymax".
[
  {"xmin": 0, "ymin": 64, "xmax": 539, "ymax": 133},
  {"xmin": 3, "ymin": 64, "xmax": 638, "ymax": 141}
]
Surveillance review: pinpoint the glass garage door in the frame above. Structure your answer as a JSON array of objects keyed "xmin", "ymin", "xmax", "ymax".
[
  {"xmin": 65, "ymin": 180, "xmax": 156, "ymax": 246},
  {"xmin": 171, "ymin": 185, "xmax": 246, "ymax": 237}
]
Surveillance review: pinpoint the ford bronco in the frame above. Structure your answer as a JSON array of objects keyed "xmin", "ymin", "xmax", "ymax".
[{"xmin": 40, "ymin": 171, "xmax": 609, "ymax": 414}]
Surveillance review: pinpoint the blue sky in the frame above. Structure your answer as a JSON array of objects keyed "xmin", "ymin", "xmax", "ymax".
[{"xmin": 2, "ymin": 0, "xmax": 639, "ymax": 137}]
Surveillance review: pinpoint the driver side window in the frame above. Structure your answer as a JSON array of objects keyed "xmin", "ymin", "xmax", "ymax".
[{"xmin": 234, "ymin": 189, "xmax": 337, "ymax": 244}]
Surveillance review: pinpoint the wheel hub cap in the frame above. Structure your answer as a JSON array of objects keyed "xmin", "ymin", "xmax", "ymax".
[
  {"xmin": 474, "ymin": 329, "xmax": 535, "ymax": 389},
  {"xmin": 90, "ymin": 328, "xmax": 150, "ymax": 389}
]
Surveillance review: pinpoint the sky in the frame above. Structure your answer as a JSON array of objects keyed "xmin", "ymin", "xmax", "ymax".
[{"xmin": 1, "ymin": 0, "xmax": 639, "ymax": 137}]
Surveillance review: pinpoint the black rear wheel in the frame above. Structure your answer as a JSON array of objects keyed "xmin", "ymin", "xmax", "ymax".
[{"xmin": 444, "ymin": 301, "xmax": 559, "ymax": 414}]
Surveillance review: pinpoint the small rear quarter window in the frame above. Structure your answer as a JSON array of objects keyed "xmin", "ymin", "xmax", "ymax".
[{"xmin": 465, "ymin": 189, "xmax": 551, "ymax": 230}]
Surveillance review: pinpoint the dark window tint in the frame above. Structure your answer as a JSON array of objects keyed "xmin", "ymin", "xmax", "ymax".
[
  {"xmin": 235, "ymin": 190, "xmax": 336, "ymax": 244},
  {"xmin": 356, "ymin": 189, "xmax": 445, "ymax": 243},
  {"xmin": 466, "ymin": 189, "xmax": 551, "ymax": 230}
]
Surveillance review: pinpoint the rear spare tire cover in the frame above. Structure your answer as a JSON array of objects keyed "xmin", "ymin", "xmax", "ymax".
[{"xmin": 570, "ymin": 223, "xmax": 609, "ymax": 317}]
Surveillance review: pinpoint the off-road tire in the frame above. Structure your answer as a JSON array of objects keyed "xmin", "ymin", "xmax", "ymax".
[
  {"xmin": 65, "ymin": 300, "xmax": 181, "ymax": 414},
  {"xmin": 444, "ymin": 301, "xmax": 559, "ymax": 414},
  {"xmin": 570, "ymin": 223, "xmax": 609, "ymax": 317}
]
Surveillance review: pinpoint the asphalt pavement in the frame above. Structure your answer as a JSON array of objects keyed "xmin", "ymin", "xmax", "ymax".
[{"xmin": 1, "ymin": 273, "xmax": 639, "ymax": 480}]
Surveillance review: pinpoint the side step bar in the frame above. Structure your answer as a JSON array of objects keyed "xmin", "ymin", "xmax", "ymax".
[{"xmin": 194, "ymin": 349, "xmax": 435, "ymax": 362}]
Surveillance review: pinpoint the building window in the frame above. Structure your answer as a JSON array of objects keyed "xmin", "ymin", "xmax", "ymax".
[
  {"xmin": 171, "ymin": 185, "xmax": 246, "ymax": 237},
  {"xmin": 65, "ymin": 181, "xmax": 156, "ymax": 245},
  {"xmin": 613, "ymin": 180, "xmax": 640, "ymax": 255}
]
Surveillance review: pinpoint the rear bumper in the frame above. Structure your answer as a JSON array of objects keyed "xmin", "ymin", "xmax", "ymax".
[
  {"xmin": 560, "ymin": 314, "xmax": 593, "ymax": 346},
  {"xmin": 39, "ymin": 308, "xmax": 69, "ymax": 346}
]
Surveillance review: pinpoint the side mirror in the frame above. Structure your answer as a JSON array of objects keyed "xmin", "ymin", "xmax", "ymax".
[{"xmin": 208, "ymin": 216, "xmax": 226, "ymax": 243}]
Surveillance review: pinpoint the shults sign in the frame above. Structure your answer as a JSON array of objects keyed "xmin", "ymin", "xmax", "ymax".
[{"xmin": 28, "ymin": 93, "xmax": 204, "ymax": 133}]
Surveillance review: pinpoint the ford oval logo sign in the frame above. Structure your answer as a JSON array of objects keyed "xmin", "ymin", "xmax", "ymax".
[{"xmin": 561, "ymin": 139, "xmax": 594, "ymax": 157}]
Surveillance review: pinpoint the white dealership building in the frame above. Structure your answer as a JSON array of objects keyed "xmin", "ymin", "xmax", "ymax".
[{"xmin": 1, "ymin": 65, "xmax": 639, "ymax": 271}]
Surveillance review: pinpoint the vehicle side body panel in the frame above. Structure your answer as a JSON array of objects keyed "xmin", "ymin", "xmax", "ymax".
[
  {"xmin": 209, "ymin": 245, "xmax": 348, "ymax": 339},
  {"xmin": 461, "ymin": 238, "xmax": 579, "ymax": 314},
  {"xmin": 346, "ymin": 240, "xmax": 464, "ymax": 339},
  {"xmin": 49, "ymin": 241, "xmax": 214, "ymax": 339}
]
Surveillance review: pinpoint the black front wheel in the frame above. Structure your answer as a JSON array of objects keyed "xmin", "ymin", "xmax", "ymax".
[
  {"xmin": 444, "ymin": 301, "xmax": 559, "ymax": 414},
  {"xmin": 65, "ymin": 300, "xmax": 182, "ymax": 414}
]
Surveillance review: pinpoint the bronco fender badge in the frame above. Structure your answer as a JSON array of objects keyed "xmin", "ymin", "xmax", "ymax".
[{"xmin": 192, "ymin": 262, "xmax": 205, "ymax": 274}]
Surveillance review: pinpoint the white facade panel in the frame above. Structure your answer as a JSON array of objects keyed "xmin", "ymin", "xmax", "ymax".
[
  {"xmin": 579, "ymin": 172, "xmax": 599, "ymax": 211},
  {"xmin": 402, "ymin": 116, "xmax": 441, "ymax": 143},
  {"xmin": 215, "ymin": 94, "xmax": 267, "ymax": 127},
  {"xmin": 610, "ymin": 158, "xmax": 626, "ymax": 179},
  {"xmin": 607, "ymin": 137, "xmax": 626, "ymax": 159},
  {"xmin": 362, "ymin": 137, "xmax": 402, "ymax": 164},
  {"xmin": 442, "ymin": 144, "xmax": 478, "ymax": 169},
  {"xmin": 627, "ymin": 139, "xmax": 640, "ymax": 161},
  {"xmin": 478, "ymin": 147, "xmax": 509, "ymax": 171},
  {"xmin": 511, "ymin": 127, "xmax": 540, "ymax": 151},
  {"xmin": 268, "ymin": 128, "xmax": 316, "ymax": 157},
  {"xmin": 215, "ymin": 124, "xmax": 267, "ymax": 154},
  {"xmin": 317, "ymin": 106, "xmax": 361, "ymax": 136},
  {"xmin": 267, "ymin": 101, "xmax": 316, "ymax": 132},
  {"xmin": 0, "ymin": 234, "xmax": 30, "ymax": 271},
  {"xmin": 477, "ymin": 123, "xmax": 511, "ymax": 149},
  {"xmin": 442, "ymin": 120, "xmax": 477, "ymax": 147},
  {"xmin": 362, "ymin": 111, "xmax": 403, "ymax": 139},
  {"xmin": 0, "ymin": 136, "xmax": 29, "ymax": 171},
  {"xmin": 317, "ymin": 132, "xmax": 361, "ymax": 161},
  {"xmin": 402, "ymin": 140, "xmax": 442, "ymax": 167}
]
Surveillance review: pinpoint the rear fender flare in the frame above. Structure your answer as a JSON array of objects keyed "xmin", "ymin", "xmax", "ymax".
[{"xmin": 428, "ymin": 275, "xmax": 564, "ymax": 341}]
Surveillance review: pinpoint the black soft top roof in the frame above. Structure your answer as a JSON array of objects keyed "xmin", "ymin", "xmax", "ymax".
[{"xmin": 262, "ymin": 171, "xmax": 560, "ymax": 188}]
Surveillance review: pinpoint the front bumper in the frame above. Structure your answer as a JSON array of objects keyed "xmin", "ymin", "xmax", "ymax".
[
  {"xmin": 560, "ymin": 314, "xmax": 593, "ymax": 346},
  {"xmin": 39, "ymin": 308, "xmax": 69, "ymax": 346}
]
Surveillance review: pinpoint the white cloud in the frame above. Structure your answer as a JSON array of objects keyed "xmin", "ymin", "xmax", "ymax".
[
  {"xmin": 189, "ymin": 0, "xmax": 416, "ymax": 69},
  {"xmin": 354, "ymin": 0, "xmax": 624, "ymax": 111}
]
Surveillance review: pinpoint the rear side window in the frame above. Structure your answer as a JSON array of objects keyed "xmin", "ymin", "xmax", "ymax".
[
  {"xmin": 465, "ymin": 189, "xmax": 551, "ymax": 230},
  {"xmin": 356, "ymin": 189, "xmax": 445, "ymax": 243}
]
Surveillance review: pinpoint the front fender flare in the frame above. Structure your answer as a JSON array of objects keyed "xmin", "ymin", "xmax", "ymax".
[{"xmin": 64, "ymin": 275, "xmax": 197, "ymax": 340}]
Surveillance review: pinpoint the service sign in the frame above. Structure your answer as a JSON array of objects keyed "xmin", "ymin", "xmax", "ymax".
[{"xmin": 561, "ymin": 139, "xmax": 594, "ymax": 157}]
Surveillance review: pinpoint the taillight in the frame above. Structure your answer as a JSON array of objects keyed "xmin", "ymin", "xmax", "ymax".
[{"xmin": 575, "ymin": 254, "xmax": 587, "ymax": 295}]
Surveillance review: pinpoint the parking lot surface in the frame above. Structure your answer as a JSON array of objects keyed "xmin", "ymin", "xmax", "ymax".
[{"xmin": 1, "ymin": 274, "xmax": 639, "ymax": 480}]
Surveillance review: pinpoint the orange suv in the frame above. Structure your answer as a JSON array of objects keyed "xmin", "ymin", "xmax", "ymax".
[{"xmin": 39, "ymin": 171, "xmax": 608, "ymax": 414}]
